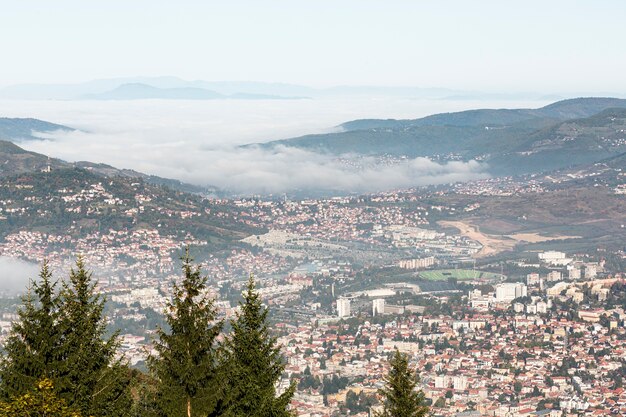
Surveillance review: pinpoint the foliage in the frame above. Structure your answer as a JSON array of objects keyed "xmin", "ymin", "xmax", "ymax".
[
  {"xmin": 56, "ymin": 257, "xmax": 132, "ymax": 416},
  {"xmin": 376, "ymin": 350, "xmax": 428, "ymax": 417},
  {"xmin": 148, "ymin": 250, "xmax": 223, "ymax": 417},
  {"xmin": 0, "ymin": 379, "xmax": 82, "ymax": 417},
  {"xmin": 221, "ymin": 275, "xmax": 295, "ymax": 417},
  {"xmin": 0, "ymin": 262, "xmax": 63, "ymax": 398}
]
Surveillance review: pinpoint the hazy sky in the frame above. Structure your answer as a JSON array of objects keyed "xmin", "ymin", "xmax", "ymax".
[{"xmin": 1, "ymin": 1, "xmax": 625, "ymax": 92}]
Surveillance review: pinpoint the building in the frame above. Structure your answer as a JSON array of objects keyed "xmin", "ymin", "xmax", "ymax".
[
  {"xmin": 546, "ymin": 271, "xmax": 562, "ymax": 282},
  {"xmin": 526, "ymin": 272, "xmax": 540, "ymax": 286},
  {"xmin": 568, "ymin": 267, "xmax": 581, "ymax": 280},
  {"xmin": 584, "ymin": 264, "xmax": 598, "ymax": 279},
  {"xmin": 337, "ymin": 298, "xmax": 351, "ymax": 318},
  {"xmin": 372, "ymin": 299, "xmax": 385, "ymax": 316},
  {"xmin": 397, "ymin": 257, "xmax": 436, "ymax": 270},
  {"xmin": 538, "ymin": 251, "xmax": 572, "ymax": 266},
  {"xmin": 495, "ymin": 282, "xmax": 527, "ymax": 303},
  {"xmin": 384, "ymin": 304, "xmax": 405, "ymax": 315}
]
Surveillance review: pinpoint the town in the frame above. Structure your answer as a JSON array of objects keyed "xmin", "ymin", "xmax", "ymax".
[{"xmin": 0, "ymin": 170, "xmax": 624, "ymax": 416}]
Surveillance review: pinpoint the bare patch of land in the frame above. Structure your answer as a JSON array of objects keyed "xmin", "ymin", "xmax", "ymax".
[
  {"xmin": 439, "ymin": 221, "xmax": 581, "ymax": 258},
  {"xmin": 508, "ymin": 232, "xmax": 581, "ymax": 243},
  {"xmin": 438, "ymin": 220, "xmax": 516, "ymax": 258}
]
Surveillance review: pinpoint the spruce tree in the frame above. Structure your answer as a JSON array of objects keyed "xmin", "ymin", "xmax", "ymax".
[
  {"xmin": 148, "ymin": 250, "xmax": 223, "ymax": 417},
  {"xmin": 376, "ymin": 350, "xmax": 429, "ymax": 417},
  {"xmin": 57, "ymin": 257, "xmax": 132, "ymax": 417},
  {"xmin": 0, "ymin": 261, "xmax": 64, "ymax": 399},
  {"xmin": 222, "ymin": 275, "xmax": 295, "ymax": 417}
]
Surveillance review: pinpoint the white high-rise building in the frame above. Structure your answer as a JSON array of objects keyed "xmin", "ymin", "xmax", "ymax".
[
  {"xmin": 547, "ymin": 271, "xmax": 562, "ymax": 282},
  {"xmin": 337, "ymin": 298, "xmax": 351, "ymax": 318},
  {"xmin": 495, "ymin": 283, "xmax": 527, "ymax": 303},
  {"xmin": 372, "ymin": 299, "xmax": 385, "ymax": 316},
  {"xmin": 569, "ymin": 267, "xmax": 581, "ymax": 280},
  {"xmin": 584, "ymin": 264, "xmax": 597, "ymax": 279},
  {"xmin": 526, "ymin": 273, "xmax": 540, "ymax": 286}
]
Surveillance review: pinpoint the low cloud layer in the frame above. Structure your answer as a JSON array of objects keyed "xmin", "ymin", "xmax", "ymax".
[
  {"xmin": 0, "ymin": 98, "xmax": 534, "ymax": 194},
  {"xmin": 26, "ymin": 131, "xmax": 490, "ymax": 194},
  {"xmin": 0, "ymin": 256, "xmax": 39, "ymax": 296}
]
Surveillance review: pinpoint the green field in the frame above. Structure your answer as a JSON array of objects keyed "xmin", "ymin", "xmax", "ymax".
[{"xmin": 419, "ymin": 269, "xmax": 503, "ymax": 281}]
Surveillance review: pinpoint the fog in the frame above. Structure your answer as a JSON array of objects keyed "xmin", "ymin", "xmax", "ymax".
[
  {"xmin": 0, "ymin": 98, "xmax": 550, "ymax": 194},
  {"xmin": 0, "ymin": 256, "xmax": 40, "ymax": 296}
]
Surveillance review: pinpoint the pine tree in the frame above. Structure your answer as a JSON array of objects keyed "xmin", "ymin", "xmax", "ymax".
[
  {"xmin": 148, "ymin": 250, "xmax": 223, "ymax": 417},
  {"xmin": 0, "ymin": 261, "xmax": 64, "ymax": 399},
  {"xmin": 57, "ymin": 257, "xmax": 132, "ymax": 417},
  {"xmin": 222, "ymin": 275, "xmax": 295, "ymax": 417},
  {"xmin": 376, "ymin": 350, "xmax": 429, "ymax": 417}
]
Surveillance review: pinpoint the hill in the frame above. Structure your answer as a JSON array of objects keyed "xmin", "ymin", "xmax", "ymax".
[
  {"xmin": 0, "ymin": 167, "xmax": 260, "ymax": 250},
  {"xmin": 0, "ymin": 117, "xmax": 74, "ymax": 141},
  {"xmin": 82, "ymin": 83, "xmax": 306, "ymax": 100},
  {"xmin": 260, "ymin": 98, "xmax": 626, "ymax": 176},
  {"xmin": 83, "ymin": 83, "xmax": 224, "ymax": 100},
  {"xmin": 0, "ymin": 139, "xmax": 214, "ymax": 194},
  {"xmin": 0, "ymin": 140, "xmax": 69, "ymax": 175},
  {"xmin": 339, "ymin": 97, "xmax": 626, "ymax": 130}
]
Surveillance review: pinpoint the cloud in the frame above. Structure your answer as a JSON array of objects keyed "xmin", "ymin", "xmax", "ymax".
[
  {"xmin": 0, "ymin": 98, "xmax": 510, "ymax": 194},
  {"xmin": 180, "ymin": 145, "xmax": 489, "ymax": 194},
  {"xmin": 0, "ymin": 256, "xmax": 40, "ymax": 296}
]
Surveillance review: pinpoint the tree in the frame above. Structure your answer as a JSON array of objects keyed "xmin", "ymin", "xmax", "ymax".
[
  {"xmin": 57, "ymin": 257, "xmax": 132, "ymax": 417},
  {"xmin": 0, "ymin": 262, "xmax": 64, "ymax": 399},
  {"xmin": 376, "ymin": 350, "xmax": 429, "ymax": 417},
  {"xmin": 149, "ymin": 250, "xmax": 224, "ymax": 417},
  {"xmin": 222, "ymin": 275, "xmax": 295, "ymax": 417},
  {"xmin": 0, "ymin": 379, "xmax": 82, "ymax": 417}
]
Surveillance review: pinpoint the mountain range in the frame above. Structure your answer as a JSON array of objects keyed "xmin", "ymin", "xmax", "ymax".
[
  {"xmin": 0, "ymin": 98, "xmax": 624, "ymax": 256},
  {"xmin": 81, "ymin": 83, "xmax": 307, "ymax": 100},
  {"xmin": 261, "ymin": 97, "xmax": 626, "ymax": 176},
  {"xmin": 0, "ymin": 76, "xmax": 516, "ymax": 101}
]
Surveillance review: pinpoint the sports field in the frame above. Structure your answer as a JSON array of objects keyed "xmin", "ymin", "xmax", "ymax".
[{"xmin": 418, "ymin": 269, "xmax": 503, "ymax": 281}]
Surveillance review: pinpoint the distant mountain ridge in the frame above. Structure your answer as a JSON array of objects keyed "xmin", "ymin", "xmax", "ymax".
[
  {"xmin": 260, "ymin": 98, "xmax": 626, "ymax": 177},
  {"xmin": 0, "ymin": 117, "xmax": 74, "ymax": 141},
  {"xmin": 0, "ymin": 76, "xmax": 471, "ymax": 100},
  {"xmin": 82, "ymin": 83, "xmax": 307, "ymax": 100},
  {"xmin": 339, "ymin": 97, "xmax": 626, "ymax": 130}
]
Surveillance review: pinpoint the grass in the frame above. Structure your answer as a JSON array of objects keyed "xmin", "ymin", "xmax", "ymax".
[{"xmin": 419, "ymin": 269, "xmax": 503, "ymax": 281}]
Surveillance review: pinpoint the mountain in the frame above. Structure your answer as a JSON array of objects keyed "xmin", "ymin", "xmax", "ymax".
[
  {"xmin": 0, "ymin": 77, "xmax": 473, "ymax": 100},
  {"xmin": 81, "ymin": 83, "xmax": 308, "ymax": 100},
  {"xmin": 0, "ymin": 78, "xmax": 311, "ymax": 100},
  {"xmin": 339, "ymin": 97, "xmax": 626, "ymax": 131},
  {"xmin": 82, "ymin": 83, "xmax": 225, "ymax": 100},
  {"xmin": 0, "ymin": 117, "xmax": 74, "ymax": 141},
  {"xmin": 261, "ymin": 98, "xmax": 626, "ymax": 176}
]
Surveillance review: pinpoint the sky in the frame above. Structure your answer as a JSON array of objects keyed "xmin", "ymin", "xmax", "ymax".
[{"xmin": 1, "ymin": 1, "xmax": 625, "ymax": 93}]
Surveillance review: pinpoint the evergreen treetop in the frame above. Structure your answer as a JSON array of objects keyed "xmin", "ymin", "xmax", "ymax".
[
  {"xmin": 376, "ymin": 349, "xmax": 429, "ymax": 417},
  {"xmin": 0, "ymin": 261, "xmax": 63, "ymax": 399},
  {"xmin": 148, "ymin": 250, "xmax": 223, "ymax": 417},
  {"xmin": 57, "ymin": 257, "xmax": 132, "ymax": 417},
  {"xmin": 222, "ymin": 275, "xmax": 295, "ymax": 417}
]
